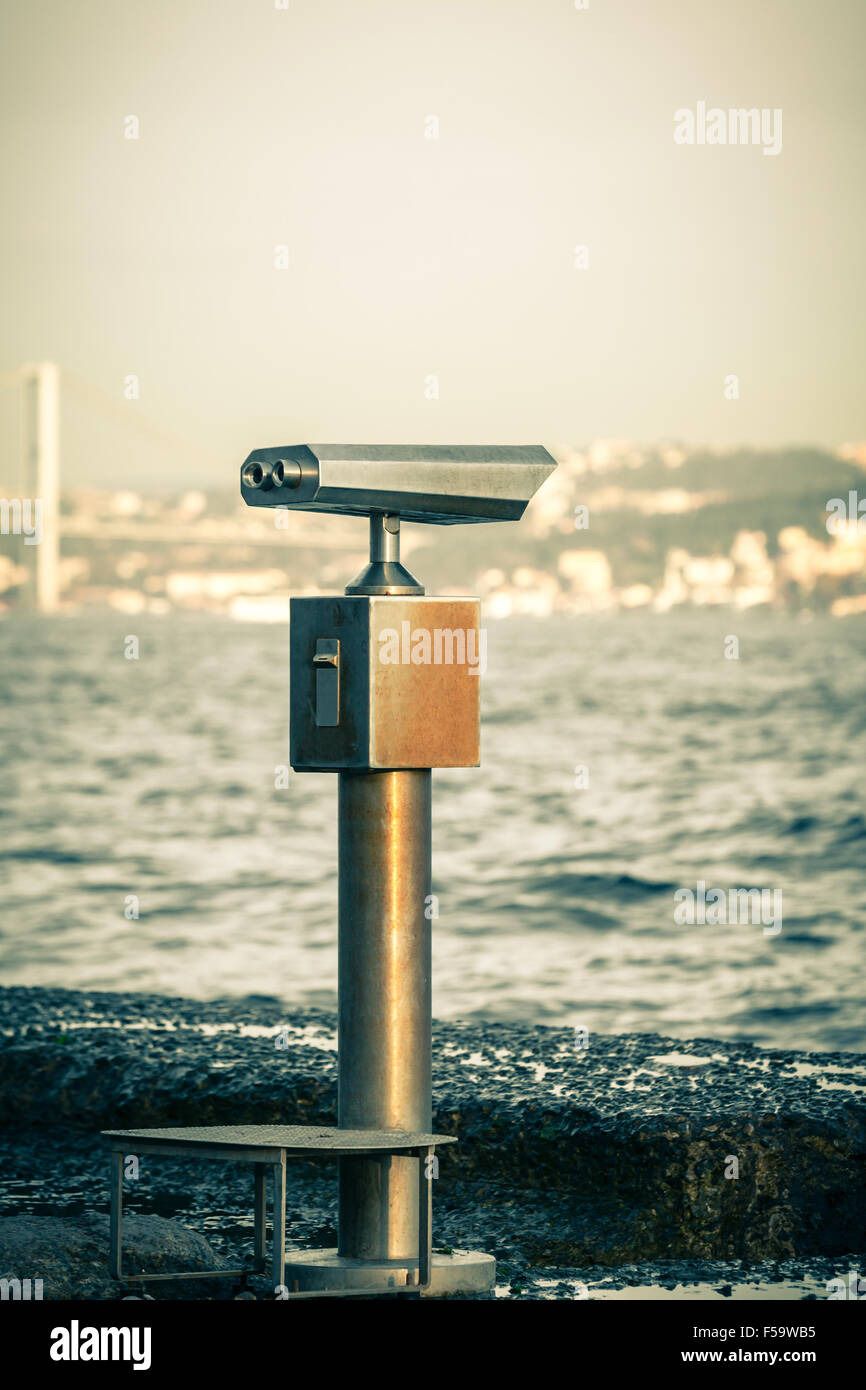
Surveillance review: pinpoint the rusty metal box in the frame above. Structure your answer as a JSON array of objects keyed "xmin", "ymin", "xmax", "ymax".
[{"xmin": 289, "ymin": 596, "xmax": 481, "ymax": 771}]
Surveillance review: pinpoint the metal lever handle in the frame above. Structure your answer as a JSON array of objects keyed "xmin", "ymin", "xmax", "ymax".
[{"xmin": 313, "ymin": 639, "xmax": 340, "ymax": 727}]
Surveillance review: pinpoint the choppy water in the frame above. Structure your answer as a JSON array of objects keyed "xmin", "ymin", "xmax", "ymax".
[{"xmin": 0, "ymin": 609, "xmax": 864, "ymax": 1051}]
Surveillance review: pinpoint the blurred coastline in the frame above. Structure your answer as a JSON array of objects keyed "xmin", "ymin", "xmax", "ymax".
[{"xmin": 2, "ymin": 438, "xmax": 866, "ymax": 622}]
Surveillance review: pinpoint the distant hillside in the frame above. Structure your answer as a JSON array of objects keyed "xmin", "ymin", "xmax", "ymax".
[{"xmin": 411, "ymin": 446, "xmax": 866, "ymax": 593}]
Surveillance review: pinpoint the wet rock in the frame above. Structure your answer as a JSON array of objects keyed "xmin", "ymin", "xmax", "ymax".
[
  {"xmin": 1, "ymin": 986, "xmax": 864, "ymax": 1265},
  {"xmin": 0, "ymin": 1212, "xmax": 226, "ymax": 1300}
]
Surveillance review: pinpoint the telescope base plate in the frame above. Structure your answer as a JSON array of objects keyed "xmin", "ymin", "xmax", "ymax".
[{"xmin": 283, "ymin": 1248, "xmax": 495, "ymax": 1298}]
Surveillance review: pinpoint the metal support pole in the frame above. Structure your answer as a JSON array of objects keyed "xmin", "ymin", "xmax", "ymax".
[
  {"xmin": 272, "ymin": 1157, "xmax": 286, "ymax": 1291},
  {"xmin": 253, "ymin": 1163, "xmax": 267, "ymax": 1272},
  {"xmin": 370, "ymin": 512, "xmax": 400, "ymax": 566},
  {"xmin": 418, "ymin": 1145, "xmax": 433, "ymax": 1290},
  {"xmin": 345, "ymin": 514, "xmax": 424, "ymax": 596},
  {"xmin": 337, "ymin": 769, "xmax": 432, "ymax": 1260},
  {"xmin": 109, "ymin": 1150, "xmax": 123, "ymax": 1279}
]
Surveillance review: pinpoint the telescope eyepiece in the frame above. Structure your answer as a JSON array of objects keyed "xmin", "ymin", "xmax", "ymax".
[
  {"xmin": 241, "ymin": 461, "xmax": 269, "ymax": 489},
  {"xmin": 273, "ymin": 460, "xmax": 302, "ymax": 489}
]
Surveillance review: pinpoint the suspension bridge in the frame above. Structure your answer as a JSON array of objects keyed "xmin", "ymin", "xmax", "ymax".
[{"xmin": 0, "ymin": 363, "xmax": 359, "ymax": 612}]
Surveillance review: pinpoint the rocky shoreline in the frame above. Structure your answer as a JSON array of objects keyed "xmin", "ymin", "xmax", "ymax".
[{"xmin": 1, "ymin": 986, "xmax": 864, "ymax": 1299}]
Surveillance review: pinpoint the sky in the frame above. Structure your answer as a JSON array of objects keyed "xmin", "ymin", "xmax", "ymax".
[{"xmin": 0, "ymin": 0, "xmax": 864, "ymax": 489}]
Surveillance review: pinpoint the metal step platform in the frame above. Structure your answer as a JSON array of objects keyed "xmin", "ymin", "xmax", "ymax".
[{"xmin": 103, "ymin": 1124, "xmax": 459, "ymax": 1298}]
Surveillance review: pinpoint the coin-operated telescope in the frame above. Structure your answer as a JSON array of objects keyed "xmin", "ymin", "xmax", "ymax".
[{"xmin": 242, "ymin": 443, "xmax": 556, "ymax": 1295}]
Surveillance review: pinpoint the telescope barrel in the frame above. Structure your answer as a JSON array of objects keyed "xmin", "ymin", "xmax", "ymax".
[{"xmin": 240, "ymin": 443, "xmax": 556, "ymax": 524}]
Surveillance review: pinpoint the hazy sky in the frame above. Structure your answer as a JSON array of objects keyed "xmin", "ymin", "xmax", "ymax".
[{"xmin": 1, "ymin": 0, "xmax": 864, "ymax": 488}]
